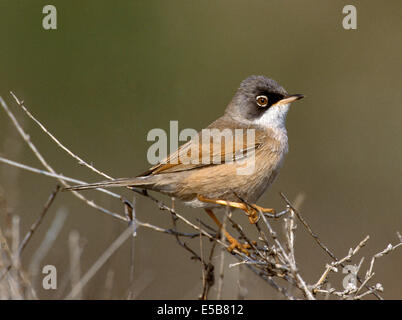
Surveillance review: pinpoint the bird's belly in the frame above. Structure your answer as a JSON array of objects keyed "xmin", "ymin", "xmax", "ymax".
[{"xmin": 181, "ymin": 148, "xmax": 285, "ymax": 206}]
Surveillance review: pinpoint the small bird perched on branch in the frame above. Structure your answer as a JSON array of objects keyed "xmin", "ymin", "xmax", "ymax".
[{"xmin": 64, "ymin": 75, "xmax": 304, "ymax": 254}]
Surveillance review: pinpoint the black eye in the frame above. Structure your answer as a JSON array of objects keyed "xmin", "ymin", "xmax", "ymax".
[{"xmin": 256, "ymin": 95, "xmax": 268, "ymax": 107}]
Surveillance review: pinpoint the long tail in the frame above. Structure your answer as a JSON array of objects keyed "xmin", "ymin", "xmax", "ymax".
[{"xmin": 63, "ymin": 177, "xmax": 151, "ymax": 191}]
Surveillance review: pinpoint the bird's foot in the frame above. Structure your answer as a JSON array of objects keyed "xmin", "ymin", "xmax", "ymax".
[
  {"xmin": 226, "ymin": 233, "xmax": 251, "ymax": 255},
  {"xmin": 198, "ymin": 195, "xmax": 275, "ymax": 224},
  {"xmin": 245, "ymin": 204, "xmax": 276, "ymax": 224},
  {"xmin": 204, "ymin": 208, "xmax": 251, "ymax": 255}
]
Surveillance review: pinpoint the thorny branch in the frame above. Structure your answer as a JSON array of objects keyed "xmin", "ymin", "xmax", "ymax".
[{"xmin": 279, "ymin": 193, "xmax": 386, "ymax": 300}]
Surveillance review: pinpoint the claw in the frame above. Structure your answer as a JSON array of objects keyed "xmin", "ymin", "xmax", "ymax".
[
  {"xmin": 246, "ymin": 208, "xmax": 260, "ymax": 224},
  {"xmin": 227, "ymin": 236, "xmax": 251, "ymax": 255},
  {"xmin": 246, "ymin": 205, "xmax": 276, "ymax": 224}
]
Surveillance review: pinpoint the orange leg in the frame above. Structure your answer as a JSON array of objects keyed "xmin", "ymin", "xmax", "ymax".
[
  {"xmin": 205, "ymin": 209, "xmax": 250, "ymax": 255},
  {"xmin": 198, "ymin": 195, "xmax": 275, "ymax": 224}
]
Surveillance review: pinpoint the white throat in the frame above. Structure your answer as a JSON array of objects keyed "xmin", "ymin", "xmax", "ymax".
[
  {"xmin": 254, "ymin": 103, "xmax": 290, "ymax": 130},
  {"xmin": 253, "ymin": 103, "xmax": 290, "ymax": 150}
]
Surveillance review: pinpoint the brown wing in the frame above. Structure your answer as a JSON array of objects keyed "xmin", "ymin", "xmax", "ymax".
[{"xmin": 140, "ymin": 128, "xmax": 262, "ymax": 176}]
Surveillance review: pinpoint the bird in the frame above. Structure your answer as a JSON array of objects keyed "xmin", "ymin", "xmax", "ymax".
[{"xmin": 64, "ymin": 75, "xmax": 304, "ymax": 254}]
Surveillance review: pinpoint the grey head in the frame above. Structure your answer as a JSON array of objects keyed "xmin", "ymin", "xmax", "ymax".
[{"xmin": 225, "ymin": 75, "xmax": 303, "ymax": 129}]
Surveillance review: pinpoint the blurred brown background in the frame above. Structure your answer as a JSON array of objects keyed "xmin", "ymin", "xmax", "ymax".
[{"xmin": 0, "ymin": 1, "xmax": 400, "ymax": 299}]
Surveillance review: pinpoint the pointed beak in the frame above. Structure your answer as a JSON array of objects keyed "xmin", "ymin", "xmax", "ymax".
[{"xmin": 273, "ymin": 94, "xmax": 304, "ymax": 106}]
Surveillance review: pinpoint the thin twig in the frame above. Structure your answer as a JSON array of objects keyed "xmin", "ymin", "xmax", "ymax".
[
  {"xmin": 10, "ymin": 91, "xmax": 113, "ymax": 181},
  {"xmin": 0, "ymin": 156, "xmax": 121, "ymax": 199},
  {"xmin": 280, "ymin": 192, "xmax": 336, "ymax": 261},
  {"xmin": 313, "ymin": 235, "xmax": 370, "ymax": 291},
  {"xmin": 0, "ymin": 96, "xmax": 126, "ymax": 222},
  {"xmin": 216, "ymin": 209, "xmax": 229, "ymax": 300},
  {"xmin": 260, "ymin": 205, "xmax": 315, "ymax": 300},
  {"xmin": 18, "ymin": 185, "xmax": 60, "ymax": 256}
]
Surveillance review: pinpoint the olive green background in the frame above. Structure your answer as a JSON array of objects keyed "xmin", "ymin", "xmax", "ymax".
[{"xmin": 0, "ymin": 1, "xmax": 400, "ymax": 299}]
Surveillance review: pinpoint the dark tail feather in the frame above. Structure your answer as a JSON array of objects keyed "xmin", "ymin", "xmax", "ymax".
[{"xmin": 63, "ymin": 177, "xmax": 151, "ymax": 191}]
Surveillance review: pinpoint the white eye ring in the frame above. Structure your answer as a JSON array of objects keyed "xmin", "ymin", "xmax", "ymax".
[{"xmin": 256, "ymin": 95, "xmax": 268, "ymax": 107}]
